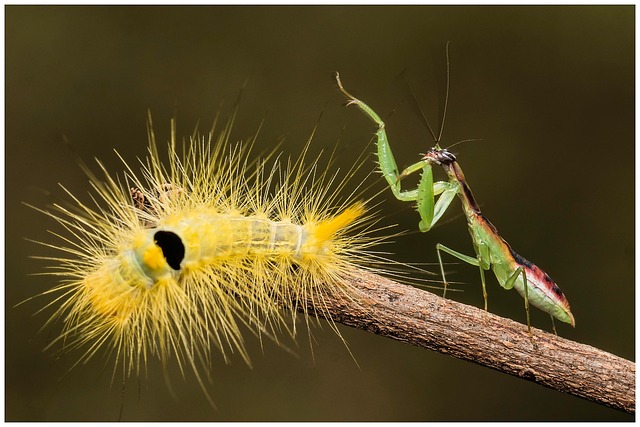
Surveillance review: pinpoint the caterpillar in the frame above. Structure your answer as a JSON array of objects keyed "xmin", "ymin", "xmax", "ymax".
[{"xmin": 26, "ymin": 108, "xmax": 396, "ymax": 405}]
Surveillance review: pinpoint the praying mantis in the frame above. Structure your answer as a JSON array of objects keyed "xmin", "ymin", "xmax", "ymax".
[{"xmin": 334, "ymin": 65, "xmax": 574, "ymax": 340}]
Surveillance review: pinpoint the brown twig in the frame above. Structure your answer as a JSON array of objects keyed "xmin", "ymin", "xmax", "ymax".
[{"xmin": 307, "ymin": 269, "xmax": 635, "ymax": 414}]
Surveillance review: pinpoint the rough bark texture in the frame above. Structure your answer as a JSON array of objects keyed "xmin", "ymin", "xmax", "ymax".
[{"xmin": 306, "ymin": 270, "xmax": 635, "ymax": 414}]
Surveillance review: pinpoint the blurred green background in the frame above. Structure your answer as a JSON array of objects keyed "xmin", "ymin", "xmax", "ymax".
[{"xmin": 6, "ymin": 5, "xmax": 634, "ymax": 421}]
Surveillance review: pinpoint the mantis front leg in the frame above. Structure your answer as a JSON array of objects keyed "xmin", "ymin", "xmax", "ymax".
[{"xmin": 335, "ymin": 72, "xmax": 458, "ymax": 232}]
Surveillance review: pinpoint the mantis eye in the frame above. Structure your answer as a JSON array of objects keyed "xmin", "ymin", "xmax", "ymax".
[{"xmin": 441, "ymin": 149, "xmax": 456, "ymax": 163}]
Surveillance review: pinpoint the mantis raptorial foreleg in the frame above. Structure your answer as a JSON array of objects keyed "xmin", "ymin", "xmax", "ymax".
[
  {"xmin": 335, "ymin": 72, "xmax": 457, "ymax": 233},
  {"xmin": 422, "ymin": 180, "xmax": 458, "ymax": 232}
]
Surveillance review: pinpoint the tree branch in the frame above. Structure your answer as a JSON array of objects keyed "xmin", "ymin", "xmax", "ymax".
[{"xmin": 307, "ymin": 269, "xmax": 635, "ymax": 414}]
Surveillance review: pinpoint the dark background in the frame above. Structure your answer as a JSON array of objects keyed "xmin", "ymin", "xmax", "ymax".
[{"xmin": 6, "ymin": 6, "xmax": 634, "ymax": 421}]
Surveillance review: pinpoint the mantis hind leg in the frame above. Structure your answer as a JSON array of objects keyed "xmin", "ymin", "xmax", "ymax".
[
  {"xmin": 504, "ymin": 267, "xmax": 536, "ymax": 347},
  {"xmin": 478, "ymin": 260, "xmax": 488, "ymax": 312}
]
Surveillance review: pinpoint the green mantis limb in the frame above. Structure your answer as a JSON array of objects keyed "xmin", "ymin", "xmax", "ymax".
[
  {"xmin": 436, "ymin": 241, "xmax": 534, "ymax": 342},
  {"xmin": 435, "ymin": 243, "xmax": 487, "ymax": 309},
  {"xmin": 335, "ymin": 72, "xmax": 457, "ymax": 232},
  {"xmin": 505, "ymin": 266, "xmax": 533, "ymax": 341}
]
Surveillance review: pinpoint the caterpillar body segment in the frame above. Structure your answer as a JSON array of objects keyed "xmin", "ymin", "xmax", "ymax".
[{"xmin": 28, "ymin": 112, "xmax": 387, "ymax": 401}]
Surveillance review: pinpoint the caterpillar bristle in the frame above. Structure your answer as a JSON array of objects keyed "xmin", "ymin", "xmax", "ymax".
[{"xmin": 26, "ymin": 109, "xmax": 400, "ymax": 403}]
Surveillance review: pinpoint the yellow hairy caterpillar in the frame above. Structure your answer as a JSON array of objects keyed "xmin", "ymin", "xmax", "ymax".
[{"xmin": 27, "ymin": 108, "xmax": 392, "ymax": 404}]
